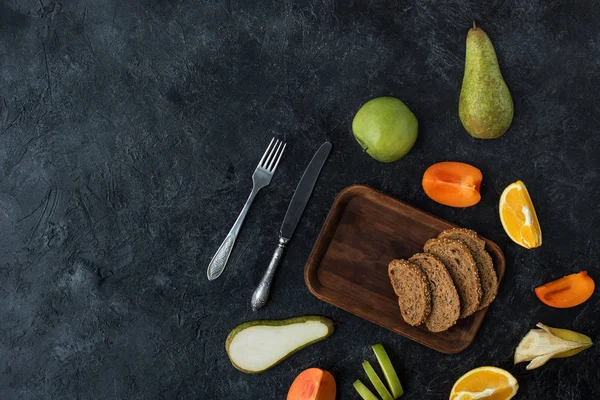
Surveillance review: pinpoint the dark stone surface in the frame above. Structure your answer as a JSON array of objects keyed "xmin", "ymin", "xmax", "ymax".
[{"xmin": 1, "ymin": 0, "xmax": 599, "ymax": 399}]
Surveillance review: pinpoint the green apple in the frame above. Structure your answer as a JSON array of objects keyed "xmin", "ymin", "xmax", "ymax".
[{"xmin": 352, "ymin": 97, "xmax": 418, "ymax": 162}]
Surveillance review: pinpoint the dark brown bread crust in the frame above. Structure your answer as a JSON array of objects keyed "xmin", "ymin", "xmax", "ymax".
[
  {"xmin": 388, "ymin": 259, "xmax": 432, "ymax": 326},
  {"xmin": 423, "ymin": 238, "xmax": 482, "ymax": 318},
  {"xmin": 409, "ymin": 253, "xmax": 461, "ymax": 332},
  {"xmin": 438, "ymin": 228, "xmax": 498, "ymax": 310}
]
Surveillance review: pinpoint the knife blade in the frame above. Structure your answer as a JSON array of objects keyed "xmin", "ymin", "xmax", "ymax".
[
  {"xmin": 280, "ymin": 141, "xmax": 332, "ymax": 240},
  {"xmin": 251, "ymin": 141, "xmax": 332, "ymax": 311}
]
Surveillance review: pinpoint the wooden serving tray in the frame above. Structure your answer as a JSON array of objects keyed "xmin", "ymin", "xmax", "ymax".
[{"xmin": 304, "ymin": 185, "xmax": 505, "ymax": 354}]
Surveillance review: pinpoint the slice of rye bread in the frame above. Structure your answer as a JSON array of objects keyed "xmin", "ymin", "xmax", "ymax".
[
  {"xmin": 409, "ymin": 253, "xmax": 461, "ymax": 332},
  {"xmin": 424, "ymin": 238, "xmax": 482, "ymax": 318},
  {"xmin": 388, "ymin": 259, "xmax": 432, "ymax": 326},
  {"xmin": 438, "ymin": 228, "xmax": 498, "ymax": 310}
]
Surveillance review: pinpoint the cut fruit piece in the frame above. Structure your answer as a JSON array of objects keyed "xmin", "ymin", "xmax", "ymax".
[
  {"xmin": 535, "ymin": 271, "xmax": 595, "ymax": 308},
  {"xmin": 546, "ymin": 324, "xmax": 593, "ymax": 358},
  {"xmin": 287, "ymin": 368, "xmax": 336, "ymax": 400},
  {"xmin": 225, "ymin": 316, "xmax": 334, "ymax": 374},
  {"xmin": 422, "ymin": 162, "xmax": 483, "ymax": 208},
  {"xmin": 514, "ymin": 323, "xmax": 592, "ymax": 369},
  {"xmin": 450, "ymin": 366, "xmax": 518, "ymax": 400},
  {"xmin": 362, "ymin": 361, "xmax": 394, "ymax": 400},
  {"xmin": 372, "ymin": 344, "xmax": 404, "ymax": 398},
  {"xmin": 499, "ymin": 180, "xmax": 542, "ymax": 249},
  {"xmin": 353, "ymin": 380, "xmax": 379, "ymax": 400}
]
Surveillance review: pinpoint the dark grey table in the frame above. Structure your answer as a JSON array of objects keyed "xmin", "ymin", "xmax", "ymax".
[{"xmin": 1, "ymin": 1, "xmax": 598, "ymax": 399}]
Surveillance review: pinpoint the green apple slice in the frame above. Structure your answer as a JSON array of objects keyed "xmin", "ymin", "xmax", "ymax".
[
  {"xmin": 372, "ymin": 344, "xmax": 403, "ymax": 398},
  {"xmin": 353, "ymin": 379, "xmax": 379, "ymax": 400},
  {"xmin": 362, "ymin": 361, "xmax": 393, "ymax": 400},
  {"xmin": 225, "ymin": 316, "xmax": 334, "ymax": 373}
]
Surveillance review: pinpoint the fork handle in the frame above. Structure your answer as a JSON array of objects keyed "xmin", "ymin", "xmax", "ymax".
[
  {"xmin": 207, "ymin": 188, "xmax": 259, "ymax": 280},
  {"xmin": 251, "ymin": 237, "xmax": 289, "ymax": 311}
]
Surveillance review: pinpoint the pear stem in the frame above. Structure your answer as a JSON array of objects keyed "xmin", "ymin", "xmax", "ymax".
[{"xmin": 473, "ymin": 21, "xmax": 477, "ymax": 29}]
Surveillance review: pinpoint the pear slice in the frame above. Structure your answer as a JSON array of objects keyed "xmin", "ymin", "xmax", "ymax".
[
  {"xmin": 514, "ymin": 323, "xmax": 592, "ymax": 370},
  {"xmin": 225, "ymin": 316, "xmax": 334, "ymax": 374}
]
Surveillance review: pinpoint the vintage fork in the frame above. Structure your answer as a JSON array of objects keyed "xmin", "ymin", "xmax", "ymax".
[{"xmin": 207, "ymin": 138, "xmax": 286, "ymax": 280}]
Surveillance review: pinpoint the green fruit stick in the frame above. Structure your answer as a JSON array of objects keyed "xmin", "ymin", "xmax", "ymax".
[
  {"xmin": 362, "ymin": 361, "xmax": 394, "ymax": 400},
  {"xmin": 353, "ymin": 379, "xmax": 380, "ymax": 400},
  {"xmin": 372, "ymin": 344, "xmax": 404, "ymax": 398}
]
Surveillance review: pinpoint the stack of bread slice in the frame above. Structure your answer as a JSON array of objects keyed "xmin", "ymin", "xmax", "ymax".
[{"xmin": 388, "ymin": 228, "xmax": 498, "ymax": 332}]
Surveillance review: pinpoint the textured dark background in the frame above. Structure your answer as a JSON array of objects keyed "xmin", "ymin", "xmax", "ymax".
[{"xmin": 1, "ymin": 0, "xmax": 599, "ymax": 399}]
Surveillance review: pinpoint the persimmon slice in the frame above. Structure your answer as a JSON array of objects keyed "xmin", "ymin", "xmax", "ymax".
[
  {"xmin": 422, "ymin": 162, "xmax": 482, "ymax": 207},
  {"xmin": 287, "ymin": 368, "xmax": 336, "ymax": 400},
  {"xmin": 535, "ymin": 272, "xmax": 595, "ymax": 308}
]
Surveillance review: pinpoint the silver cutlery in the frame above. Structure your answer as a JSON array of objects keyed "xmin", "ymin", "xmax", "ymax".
[
  {"xmin": 207, "ymin": 138, "xmax": 286, "ymax": 281},
  {"xmin": 251, "ymin": 141, "xmax": 332, "ymax": 310}
]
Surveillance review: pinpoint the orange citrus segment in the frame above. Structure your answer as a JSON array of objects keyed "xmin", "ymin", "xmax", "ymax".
[
  {"xmin": 450, "ymin": 366, "xmax": 518, "ymax": 400},
  {"xmin": 499, "ymin": 180, "xmax": 542, "ymax": 249}
]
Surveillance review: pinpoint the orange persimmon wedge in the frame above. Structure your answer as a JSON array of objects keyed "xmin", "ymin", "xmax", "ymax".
[
  {"xmin": 287, "ymin": 368, "xmax": 336, "ymax": 400},
  {"xmin": 535, "ymin": 272, "xmax": 595, "ymax": 308},
  {"xmin": 422, "ymin": 161, "xmax": 482, "ymax": 207}
]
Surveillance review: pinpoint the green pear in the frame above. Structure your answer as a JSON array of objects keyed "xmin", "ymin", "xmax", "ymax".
[
  {"xmin": 352, "ymin": 97, "xmax": 418, "ymax": 162},
  {"xmin": 459, "ymin": 23, "xmax": 513, "ymax": 139},
  {"xmin": 225, "ymin": 316, "xmax": 334, "ymax": 374}
]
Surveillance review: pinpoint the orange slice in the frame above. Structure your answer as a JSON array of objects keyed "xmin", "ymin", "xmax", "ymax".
[
  {"xmin": 499, "ymin": 180, "xmax": 542, "ymax": 249},
  {"xmin": 450, "ymin": 366, "xmax": 518, "ymax": 400}
]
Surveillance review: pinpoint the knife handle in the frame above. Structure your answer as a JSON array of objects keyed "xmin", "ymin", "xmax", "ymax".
[{"xmin": 251, "ymin": 237, "xmax": 289, "ymax": 311}]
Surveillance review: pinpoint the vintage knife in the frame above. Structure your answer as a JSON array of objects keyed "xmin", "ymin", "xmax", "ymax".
[{"xmin": 250, "ymin": 141, "xmax": 332, "ymax": 311}]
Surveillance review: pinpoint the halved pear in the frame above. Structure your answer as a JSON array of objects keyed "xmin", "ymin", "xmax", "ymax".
[{"xmin": 225, "ymin": 316, "xmax": 334, "ymax": 374}]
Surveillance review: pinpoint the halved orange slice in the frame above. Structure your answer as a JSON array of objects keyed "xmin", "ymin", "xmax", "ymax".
[
  {"xmin": 450, "ymin": 366, "xmax": 518, "ymax": 400},
  {"xmin": 499, "ymin": 180, "xmax": 542, "ymax": 249}
]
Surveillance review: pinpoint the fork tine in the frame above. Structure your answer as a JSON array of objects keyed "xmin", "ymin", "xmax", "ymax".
[
  {"xmin": 262, "ymin": 139, "xmax": 280, "ymax": 169},
  {"xmin": 270, "ymin": 142, "xmax": 286, "ymax": 172},
  {"xmin": 257, "ymin": 137, "xmax": 275, "ymax": 168},
  {"xmin": 266, "ymin": 140, "xmax": 283, "ymax": 171}
]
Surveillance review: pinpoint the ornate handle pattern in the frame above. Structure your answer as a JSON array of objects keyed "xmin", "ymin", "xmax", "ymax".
[
  {"xmin": 251, "ymin": 237, "xmax": 288, "ymax": 311},
  {"xmin": 207, "ymin": 232, "xmax": 236, "ymax": 280},
  {"xmin": 207, "ymin": 189, "xmax": 259, "ymax": 280}
]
